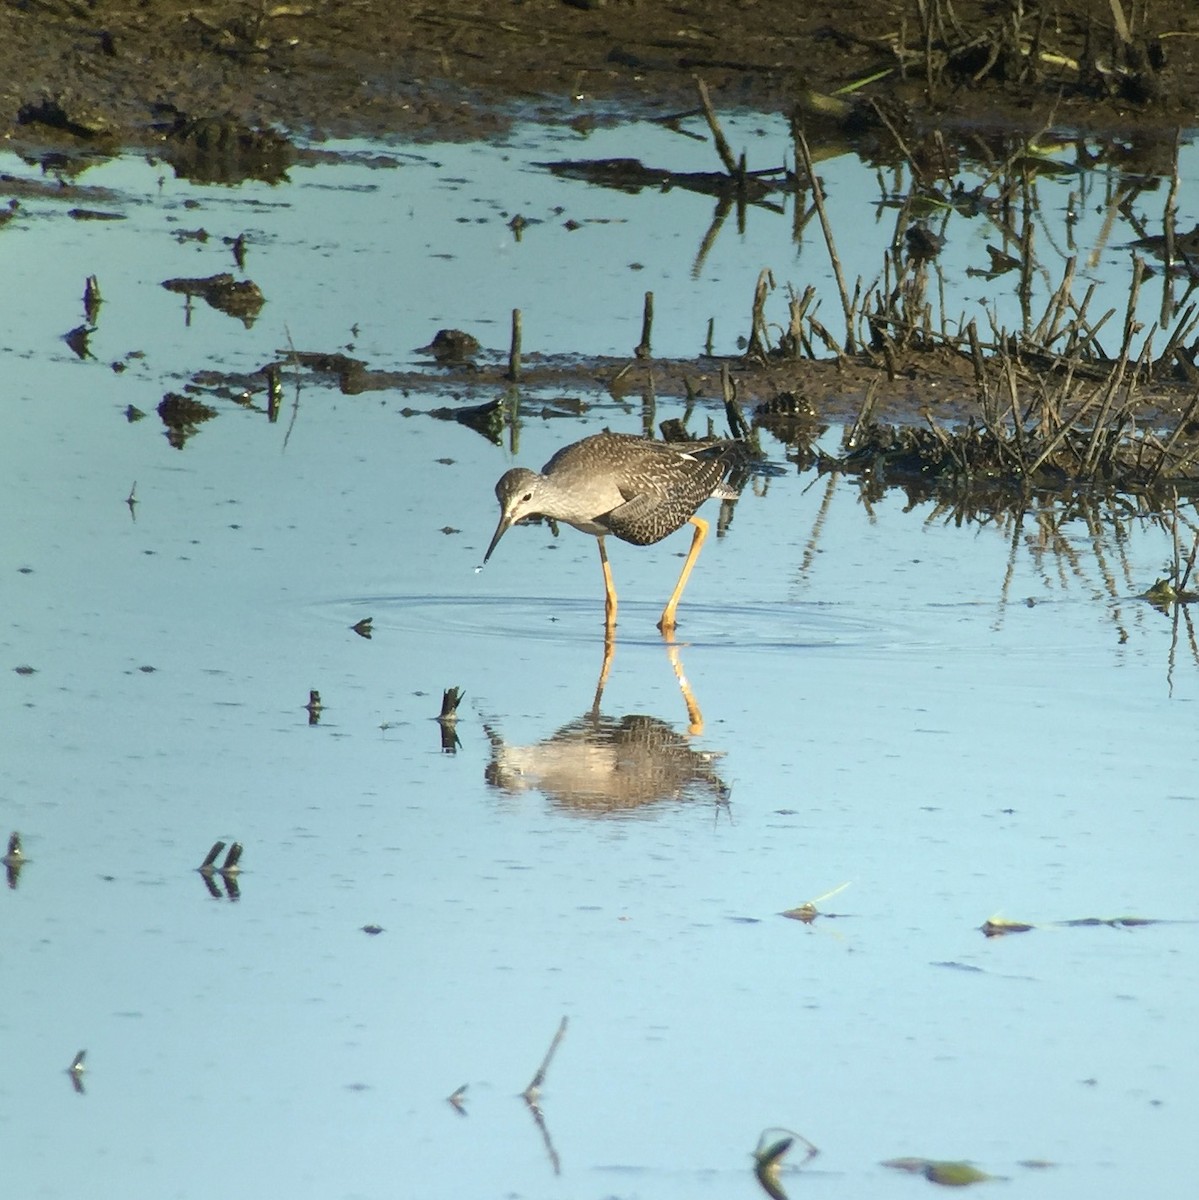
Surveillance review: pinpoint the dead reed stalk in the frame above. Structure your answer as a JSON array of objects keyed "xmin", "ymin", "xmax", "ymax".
[{"xmin": 792, "ymin": 120, "xmax": 857, "ymax": 354}]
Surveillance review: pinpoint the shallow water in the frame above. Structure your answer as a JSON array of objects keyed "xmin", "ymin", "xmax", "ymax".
[{"xmin": 3, "ymin": 118, "xmax": 1199, "ymax": 1199}]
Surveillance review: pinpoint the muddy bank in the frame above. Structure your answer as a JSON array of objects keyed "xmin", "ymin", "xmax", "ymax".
[{"xmin": 3, "ymin": 1, "xmax": 1198, "ymax": 152}]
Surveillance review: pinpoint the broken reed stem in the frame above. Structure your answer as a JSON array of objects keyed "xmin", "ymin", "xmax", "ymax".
[
  {"xmin": 1017, "ymin": 174, "xmax": 1035, "ymax": 334},
  {"xmin": 932, "ymin": 128, "xmax": 955, "ymax": 186},
  {"xmin": 635, "ymin": 291, "xmax": 654, "ymax": 359},
  {"xmin": 976, "ymin": 109, "xmax": 1059, "ymax": 201},
  {"xmin": 924, "ymin": 412, "xmax": 968, "ymax": 474},
  {"xmin": 920, "ymin": 0, "xmax": 936, "ymax": 96},
  {"xmin": 1158, "ymin": 302, "xmax": 1199, "ymax": 370},
  {"xmin": 83, "ymin": 273, "xmax": 101, "ymax": 317},
  {"xmin": 262, "ymin": 362, "xmax": 283, "ymax": 422},
  {"xmin": 868, "ymin": 98, "xmax": 926, "ymax": 187},
  {"xmin": 1146, "ymin": 390, "xmax": 1199, "ymax": 489},
  {"xmin": 507, "ymin": 308, "xmax": 522, "ymax": 381},
  {"xmin": 792, "ymin": 121, "xmax": 857, "ymax": 354},
  {"xmin": 720, "ymin": 361, "xmax": 735, "ymax": 409},
  {"xmin": 934, "ymin": 262, "xmax": 948, "ymax": 343},
  {"xmin": 721, "ymin": 363, "xmax": 752, "ymax": 439},
  {"xmin": 1179, "ymin": 513, "xmax": 1199, "ymax": 593},
  {"xmin": 522, "ymin": 1016, "xmax": 568, "ymax": 1104},
  {"xmin": 1065, "ymin": 288, "xmax": 1115, "ymax": 359},
  {"xmin": 1109, "ymin": 0, "xmax": 1132, "ymax": 45},
  {"xmin": 1032, "ymin": 256, "xmax": 1076, "ymax": 347},
  {"xmin": 807, "ymin": 316, "xmax": 843, "ymax": 358},
  {"xmin": 999, "ymin": 353, "xmax": 1025, "ymax": 470},
  {"xmin": 1161, "ymin": 128, "xmax": 1182, "ymax": 326},
  {"xmin": 844, "ymin": 374, "xmax": 881, "ymax": 451},
  {"xmin": 966, "ymin": 319, "xmax": 989, "ymax": 392},
  {"xmin": 747, "ymin": 269, "xmax": 774, "ymax": 358},
  {"xmin": 695, "ymin": 77, "xmax": 741, "ymax": 180},
  {"xmin": 788, "ymin": 284, "xmax": 816, "ymax": 357},
  {"xmin": 437, "ymin": 687, "xmax": 463, "ymax": 723},
  {"xmin": 1082, "ymin": 255, "xmax": 1145, "ymax": 476},
  {"xmin": 1026, "ymin": 368, "xmax": 1103, "ymax": 480},
  {"xmin": 1169, "ymin": 489, "xmax": 1183, "ymax": 580}
]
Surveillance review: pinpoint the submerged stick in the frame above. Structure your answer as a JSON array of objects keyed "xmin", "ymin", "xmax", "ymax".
[{"xmin": 522, "ymin": 1015, "xmax": 568, "ymax": 1104}]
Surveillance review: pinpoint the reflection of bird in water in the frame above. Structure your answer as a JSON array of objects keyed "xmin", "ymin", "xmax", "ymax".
[
  {"xmin": 483, "ymin": 431, "xmax": 744, "ymax": 633},
  {"xmin": 485, "ymin": 713, "xmax": 728, "ymax": 815}
]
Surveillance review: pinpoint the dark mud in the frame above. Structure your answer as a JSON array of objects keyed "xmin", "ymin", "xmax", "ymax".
[{"xmin": 3, "ymin": 1, "xmax": 1198, "ymax": 151}]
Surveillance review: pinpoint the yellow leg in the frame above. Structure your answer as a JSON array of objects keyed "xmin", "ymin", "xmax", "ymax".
[
  {"xmin": 658, "ymin": 516, "xmax": 708, "ymax": 633},
  {"xmin": 597, "ymin": 537, "xmax": 618, "ymax": 633}
]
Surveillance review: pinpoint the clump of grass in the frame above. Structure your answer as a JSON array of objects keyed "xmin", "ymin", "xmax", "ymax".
[
  {"xmin": 897, "ymin": 0, "xmax": 1168, "ymax": 105},
  {"xmin": 749, "ymin": 114, "xmax": 1199, "ymax": 501}
]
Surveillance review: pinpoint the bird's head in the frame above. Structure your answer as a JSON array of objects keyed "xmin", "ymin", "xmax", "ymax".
[{"xmin": 483, "ymin": 468, "xmax": 542, "ymax": 563}]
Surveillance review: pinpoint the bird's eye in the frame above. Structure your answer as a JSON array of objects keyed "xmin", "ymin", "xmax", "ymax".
[{"xmin": 522, "ymin": 492, "xmax": 533, "ymax": 502}]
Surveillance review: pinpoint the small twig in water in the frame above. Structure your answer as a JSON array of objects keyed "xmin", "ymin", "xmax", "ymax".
[
  {"xmin": 437, "ymin": 687, "xmax": 464, "ymax": 723},
  {"xmin": 67, "ymin": 1050, "xmax": 87, "ymax": 1093},
  {"xmin": 753, "ymin": 1127, "xmax": 819, "ymax": 1200},
  {"xmin": 522, "ymin": 1015, "xmax": 568, "ymax": 1105},
  {"xmin": 197, "ymin": 841, "xmax": 226, "ymax": 873}
]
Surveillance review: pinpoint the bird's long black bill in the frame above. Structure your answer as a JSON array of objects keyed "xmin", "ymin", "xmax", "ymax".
[{"xmin": 483, "ymin": 515, "xmax": 512, "ymax": 564}]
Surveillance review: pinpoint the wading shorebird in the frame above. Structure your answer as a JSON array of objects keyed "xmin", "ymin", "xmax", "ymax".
[{"xmin": 483, "ymin": 431, "xmax": 743, "ymax": 633}]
